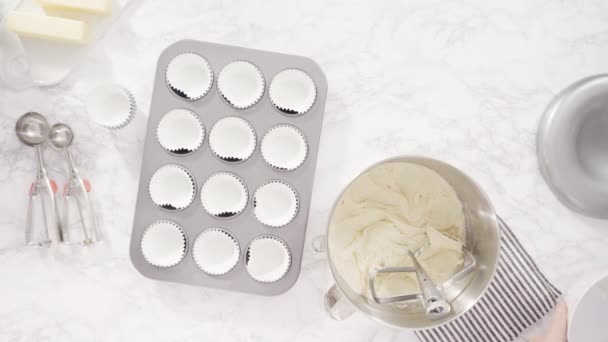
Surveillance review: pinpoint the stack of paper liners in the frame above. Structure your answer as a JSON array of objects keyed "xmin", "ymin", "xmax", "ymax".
[{"xmin": 86, "ymin": 85, "xmax": 137, "ymax": 129}]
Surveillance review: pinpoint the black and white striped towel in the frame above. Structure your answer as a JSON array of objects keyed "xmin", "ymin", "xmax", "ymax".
[{"xmin": 416, "ymin": 217, "xmax": 562, "ymax": 342}]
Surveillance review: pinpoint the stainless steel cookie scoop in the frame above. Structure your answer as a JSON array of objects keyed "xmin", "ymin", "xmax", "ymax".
[
  {"xmin": 50, "ymin": 123, "xmax": 101, "ymax": 245},
  {"xmin": 15, "ymin": 112, "xmax": 62, "ymax": 245},
  {"xmin": 369, "ymin": 247, "xmax": 477, "ymax": 321}
]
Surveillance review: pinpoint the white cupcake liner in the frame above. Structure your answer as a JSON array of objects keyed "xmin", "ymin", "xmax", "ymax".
[
  {"xmin": 217, "ymin": 60, "xmax": 265, "ymax": 109},
  {"xmin": 260, "ymin": 124, "xmax": 308, "ymax": 171},
  {"xmin": 140, "ymin": 220, "xmax": 187, "ymax": 268},
  {"xmin": 192, "ymin": 228, "xmax": 240, "ymax": 275},
  {"xmin": 148, "ymin": 164, "xmax": 196, "ymax": 211},
  {"xmin": 85, "ymin": 84, "xmax": 136, "ymax": 129},
  {"xmin": 157, "ymin": 108, "xmax": 205, "ymax": 155},
  {"xmin": 200, "ymin": 172, "xmax": 248, "ymax": 218},
  {"xmin": 253, "ymin": 181, "xmax": 299, "ymax": 228},
  {"xmin": 209, "ymin": 116, "xmax": 256, "ymax": 163},
  {"xmin": 269, "ymin": 69, "xmax": 316, "ymax": 115},
  {"xmin": 245, "ymin": 235, "xmax": 291, "ymax": 283},
  {"xmin": 166, "ymin": 53, "xmax": 213, "ymax": 101}
]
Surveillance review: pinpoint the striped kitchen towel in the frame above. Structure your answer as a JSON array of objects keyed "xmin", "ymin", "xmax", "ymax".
[{"xmin": 416, "ymin": 217, "xmax": 562, "ymax": 342}]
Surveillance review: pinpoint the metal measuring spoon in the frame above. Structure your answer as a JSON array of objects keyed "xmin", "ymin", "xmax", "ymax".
[
  {"xmin": 49, "ymin": 123, "xmax": 100, "ymax": 245},
  {"xmin": 15, "ymin": 112, "xmax": 62, "ymax": 245}
]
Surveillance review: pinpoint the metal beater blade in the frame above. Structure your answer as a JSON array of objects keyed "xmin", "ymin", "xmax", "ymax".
[{"xmin": 369, "ymin": 247, "xmax": 477, "ymax": 320}]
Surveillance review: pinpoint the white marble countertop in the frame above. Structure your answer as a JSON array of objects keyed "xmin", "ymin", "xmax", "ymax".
[{"xmin": 1, "ymin": 0, "xmax": 608, "ymax": 341}]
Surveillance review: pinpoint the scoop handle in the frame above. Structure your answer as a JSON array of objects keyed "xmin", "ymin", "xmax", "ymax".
[
  {"xmin": 26, "ymin": 175, "xmax": 62, "ymax": 245},
  {"xmin": 63, "ymin": 175, "xmax": 100, "ymax": 244}
]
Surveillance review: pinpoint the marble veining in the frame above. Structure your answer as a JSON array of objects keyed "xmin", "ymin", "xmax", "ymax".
[{"xmin": 1, "ymin": 0, "xmax": 608, "ymax": 341}]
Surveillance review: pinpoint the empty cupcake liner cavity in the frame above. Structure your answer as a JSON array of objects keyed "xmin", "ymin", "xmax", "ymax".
[
  {"xmin": 148, "ymin": 164, "xmax": 196, "ymax": 211},
  {"xmin": 245, "ymin": 236, "xmax": 291, "ymax": 283},
  {"xmin": 217, "ymin": 60, "xmax": 265, "ymax": 109},
  {"xmin": 261, "ymin": 124, "xmax": 308, "ymax": 171},
  {"xmin": 166, "ymin": 53, "xmax": 213, "ymax": 101},
  {"xmin": 209, "ymin": 116, "xmax": 256, "ymax": 163},
  {"xmin": 200, "ymin": 172, "xmax": 248, "ymax": 218},
  {"xmin": 157, "ymin": 108, "xmax": 205, "ymax": 155},
  {"xmin": 253, "ymin": 181, "xmax": 299, "ymax": 228},
  {"xmin": 85, "ymin": 84, "xmax": 136, "ymax": 129},
  {"xmin": 269, "ymin": 69, "xmax": 316, "ymax": 115},
  {"xmin": 140, "ymin": 220, "xmax": 187, "ymax": 268},
  {"xmin": 192, "ymin": 228, "xmax": 240, "ymax": 275}
]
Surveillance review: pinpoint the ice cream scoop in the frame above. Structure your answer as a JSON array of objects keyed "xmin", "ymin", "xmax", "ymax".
[
  {"xmin": 15, "ymin": 112, "xmax": 62, "ymax": 245},
  {"xmin": 50, "ymin": 123, "xmax": 100, "ymax": 245}
]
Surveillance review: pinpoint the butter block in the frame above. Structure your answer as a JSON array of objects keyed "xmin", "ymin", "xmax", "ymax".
[
  {"xmin": 5, "ymin": 12, "xmax": 88, "ymax": 45},
  {"xmin": 38, "ymin": 0, "xmax": 112, "ymax": 15}
]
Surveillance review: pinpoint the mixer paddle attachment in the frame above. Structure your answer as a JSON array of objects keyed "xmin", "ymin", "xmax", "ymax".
[{"xmin": 369, "ymin": 247, "xmax": 477, "ymax": 320}]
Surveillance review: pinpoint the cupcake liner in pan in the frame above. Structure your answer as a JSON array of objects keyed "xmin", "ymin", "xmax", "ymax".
[
  {"xmin": 140, "ymin": 220, "xmax": 187, "ymax": 268},
  {"xmin": 148, "ymin": 164, "xmax": 196, "ymax": 211},
  {"xmin": 245, "ymin": 235, "xmax": 291, "ymax": 283},
  {"xmin": 166, "ymin": 52, "xmax": 214, "ymax": 101},
  {"xmin": 200, "ymin": 172, "xmax": 248, "ymax": 218},
  {"xmin": 253, "ymin": 180, "xmax": 299, "ymax": 228},
  {"xmin": 269, "ymin": 68, "xmax": 317, "ymax": 115},
  {"xmin": 261, "ymin": 124, "xmax": 308, "ymax": 171},
  {"xmin": 157, "ymin": 108, "xmax": 205, "ymax": 155},
  {"xmin": 130, "ymin": 40, "xmax": 327, "ymax": 296},
  {"xmin": 209, "ymin": 116, "xmax": 256, "ymax": 163},
  {"xmin": 217, "ymin": 60, "xmax": 265, "ymax": 109},
  {"xmin": 192, "ymin": 228, "xmax": 240, "ymax": 275}
]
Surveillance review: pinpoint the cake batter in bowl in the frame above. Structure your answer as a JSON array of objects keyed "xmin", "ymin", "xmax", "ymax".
[{"xmin": 319, "ymin": 156, "xmax": 500, "ymax": 329}]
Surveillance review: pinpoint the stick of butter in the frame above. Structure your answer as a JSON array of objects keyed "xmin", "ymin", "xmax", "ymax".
[
  {"xmin": 38, "ymin": 0, "xmax": 112, "ymax": 15},
  {"xmin": 5, "ymin": 11, "xmax": 88, "ymax": 45}
]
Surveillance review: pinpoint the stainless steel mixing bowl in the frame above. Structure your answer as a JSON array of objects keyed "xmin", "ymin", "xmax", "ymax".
[
  {"xmin": 537, "ymin": 75, "xmax": 608, "ymax": 219},
  {"xmin": 322, "ymin": 156, "xmax": 501, "ymax": 329}
]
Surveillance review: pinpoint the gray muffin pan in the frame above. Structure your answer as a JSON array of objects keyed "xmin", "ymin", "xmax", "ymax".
[{"xmin": 130, "ymin": 40, "xmax": 327, "ymax": 295}]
